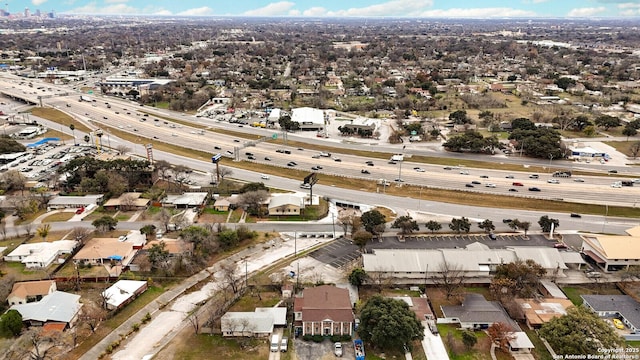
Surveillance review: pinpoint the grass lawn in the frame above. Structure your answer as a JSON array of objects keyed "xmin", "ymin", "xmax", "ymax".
[
  {"xmin": 163, "ymin": 334, "xmax": 269, "ymax": 360},
  {"xmin": 227, "ymin": 290, "xmax": 281, "ymax": 312},
  {"xmin": 562, "ymin": 284, "xmax": 624, "ymax": 306},
  {"xmin": 3, "ymin": 261, "xmax": 52, "ymax": 281},
  {"xmin": 30, "ymin": 107, "xmax": 92, "ymax": 133},
  {"xmin": 41, "ymin": 211, "xmax": 76, "ymax": 223},
  {"xmin": 605, "ymin": 140, "xmax": 640, "ymax": 159}
]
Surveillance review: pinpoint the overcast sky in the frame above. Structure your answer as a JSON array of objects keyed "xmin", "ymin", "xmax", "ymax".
[{"xmin": 21, "ymin": 0, "xmax": 640, "ymax": 18}]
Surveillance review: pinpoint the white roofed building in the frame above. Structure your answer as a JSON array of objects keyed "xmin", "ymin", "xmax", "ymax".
[
  {"xmin": 4, "ymin": 240, "xmax": 78, "ymax": 268},
  {"xmin": 291, "ymin": 107, "xmax": 326, "ymax": 131},
  {"xmin": 101, "ymin": 280, "xmax": 148, "ymax": 310}
]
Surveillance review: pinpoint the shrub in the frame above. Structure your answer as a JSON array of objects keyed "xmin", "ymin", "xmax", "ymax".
[
  {"xmin": 330, "ymin": 335, "xmax": 342, "ymax": 343},
  {"xmin": 341, "ymin": 334, "xmax": 352, "ymax": 342},
  {"xmin": 312, "ymin": 334, "xmax": 324, "ymax": 343},
  {"xmin": 303, "ymin": 334, "xmax": 313, "ymax": 341}
]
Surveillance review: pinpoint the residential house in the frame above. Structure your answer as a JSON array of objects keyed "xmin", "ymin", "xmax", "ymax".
[
  {"xmin": 4, "ymin": 240, "xmax": 78, "ymax": 268},
  {"xmin": 101, "ymin": 280, "xmax": 148, "ymax": 310},
  {"xmin": 73, "ymin": 237, "xmax": 137, "ymax": 276},
  {"xmin": 268, "ymin": 194, "xmax": 304, "ymax": 216},
  {"xmin": 441, "ymin": 294, "xmax": 519, "ymax": 330},
  {"xmin": 515, "ymin": 298, "xmax": 574, "ymax": 329},
  {"xmin": 221, "ymin": 307, "xmax": 287, "ymax": 337},
  {"xmin": 10, "ymin": 291, "xmax": 82, "ymax": 329},
  {"xmin": 294, "ymin": 285, "xmax": 355, "ymax": 336},
  {"xmin": 581, "ymin": 226, "xmax": 640, "ymax": 272},
  {"xmin": 581, "ymin": 295, "xmax": 640, "ymax": 337},
  {"xmin": 7, "ymin": 280, "xmax": 57, "ymax": 306},
  {"xmin": 162, "ymin": 192, "xmax": 208, "ymax": 209},
  {"xmin": 47, "ymin": 194, "xmax": 104, "ymax": 210},
  {"xmin": 103, "ymin": 192, "xmax": 150, "ymax": 211}
]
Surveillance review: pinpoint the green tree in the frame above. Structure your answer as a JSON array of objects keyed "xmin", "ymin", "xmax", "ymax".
[
  {"xmin": 554, "ymin": 77, "xmax": 576, "ymax": 91},
  {"xmin": 352, "ymin": 229, "xmax": 373, "ymax": 252},
  {"xmin": 238, "ymin": 182, "xmax": 269, "ymax": 193},
  {"xmin": 461, "ymin": 330, "xmax": 477, "ymax": 351},
  {"xmin": 391, "ymin": 215, "xmax": 419, "ymax": 235},
  {"xmin": 449, "ymin": 110, "xmax": 471, "ymax": 125},
  {"xmin": 519, "ymin": 221, "xmax": 531, "ymax": 237},
  {"xmin": 448, "ymin": 217, "xmax": 471, "ymax": 233},
  {"xmin": 425, "ymin": 220, "xmax": 442, "ymax": 233},
  {"xmin": 91, "ymin": 216, "xmax": 118, "ymax": 232},
  {"xmin": 359, "ymin": 296, "xmax": 424, "ymax": 351},
  {"xmin": 36, "ymin": 224, "xmax": 50, "ymax": 242},
  {"xmin": 477, "ymin": 219, "xmax": 495, "ymax": 233},
  {"xmin": 540, "ymin": 306, "xmax": 625, "ymax": 356},
  {"xmin": 594, "ymin": 115, "xmax": 621, "ymax": 130},
  {"xmin": 0, "ymin": 309, "xmax": 22, "ymax": 337},
  {"xmin": 147, "ymin": 241, "xmax": 171, "ymax": 272},
  {"xmin": 0, "ymin": 136, "xmax": 26, "ymax": 154},
  {"xmin": 623, "ymin": 124, "xmax": 637, "ymax": 141},
  {"xmin": 538, "ymin": 215, "xmax": 560, "ymax": 233},
  {"xmin": 493, "ymin": 260, "xmax": 546, "ymax": 298},
  {"xmin": 218, "ymin": 229, "xmax": 239, "ymax": 249},
  {"xmin": 360, "ymin": 210, "xmax": 386, "ymax": 234},
  {"xmin": 140, "ymin": 224, "xmax": 157, "ymax": 240},
  {"xmin": 348, "ymin": 268, "xmax": 367, "ymax": 287}
]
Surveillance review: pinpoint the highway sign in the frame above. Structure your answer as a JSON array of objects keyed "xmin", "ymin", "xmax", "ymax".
[{"xmin": 272, "ymin": 133, "xmax": 278, "ymax": 139}]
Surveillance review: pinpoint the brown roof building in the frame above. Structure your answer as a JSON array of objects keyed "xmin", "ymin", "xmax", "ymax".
[
  {"xmin": 8, "ymin": 280, "xmax": 57, "ymax": 306},
  {"xmin": 294, "ymin": 285, "xmax": 354, "ymax": 336},
  {"xmin": 516, "ymin": 298, "xmax": 574, "ymax": 329}
]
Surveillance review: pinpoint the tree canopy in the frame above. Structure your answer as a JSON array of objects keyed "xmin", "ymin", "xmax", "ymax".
[
  {"xmin": 360, "ymin": 209, "xmax": 386, "ymax": 234},
  {"xmin": 0, "ymin": 136, "xmax": 26, "ymax": 154},
  {"xmin": 358, "ymin": 296, "xmax": 424, "ymax": 351},
  {"xmin": 492, "ymin": 260, "xmax": 546, "ymax": 298},
  {"xmin": 390, "ymin": 215, "xmax": 419, "ymax": 235},
  {"xmin": 0, "ymin": 309, "xmax": 22, "ymax": 337},
  {"xmin": 443, "ymin": 130, "xmax": 501, "ymax": 154},
  {"xmin": 540, "ymin": 306, "xmax": 625, "ymax": 356}
]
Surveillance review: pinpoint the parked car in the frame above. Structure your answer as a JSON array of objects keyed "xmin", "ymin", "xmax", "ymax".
[
  {"xmin": 75, "ymin": 207, "xmax": 85, "ymax": 215},
  {"xmin": 334, "ymin": 342, "xmax": 343, "ymax": 357},
  {"xmin": 553, "ymin": 243, "xmax": 568, "ymax": 249},
  {"xmin": 613, "ymin": 319, "xmax": 624, "ymax": 329}
]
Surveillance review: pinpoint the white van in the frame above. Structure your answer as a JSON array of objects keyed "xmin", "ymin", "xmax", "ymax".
[
  {"xmin": 280, "ymin": 337, "xmax": 288, "ymax": 352},
  {"xmin": 270, "ymin": 334, "xmax": 279, "ymax": 352}
]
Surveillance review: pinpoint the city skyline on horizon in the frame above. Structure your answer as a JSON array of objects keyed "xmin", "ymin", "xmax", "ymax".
[{"xmin": 13, "ymin": 0, "xmax": 640, "ymax": 19}]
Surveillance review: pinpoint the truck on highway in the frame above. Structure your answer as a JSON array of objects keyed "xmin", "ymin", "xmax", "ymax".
[
  {"xmin": 390, "ymin": 154, "xmax": 404, "ymax": 162},
  {"xmin": 79, "ymin": 95, "xmax": 94, "ymax": 102},
  {"xmin": 354, "ymin": 339, "xmax": 365, "ymax": 360}
]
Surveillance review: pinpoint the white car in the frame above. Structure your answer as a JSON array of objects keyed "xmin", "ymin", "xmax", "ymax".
[
  {"xmin": 460, "ymin": 170, "xmax": 469, "ymax": 175},
  {"xmin": 261, "ymin": 174, "xmax": 270, "ymax": 180},
  {"xmin": 547, "ymin": 179, "xmax": 560, "ymax": 184},
  {"xmin": 485, "ymin": 183, "xmax": 497, "ymax": 188},
  {"xmin": 611, "ymin": 182, "xmax": 622, "ymax": 188}
]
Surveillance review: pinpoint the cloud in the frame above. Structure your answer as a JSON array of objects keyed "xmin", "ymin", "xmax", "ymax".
[
  {"xmin": 177, "ymin": 7, "xmax": 214, "ymax": 16},
  {"xmin": 32, "ymin": 0, "xmax": 48, "ymax": 6},
  {"xmin": 243, "ymin": 1, "xmax": 295, "ymax": 16},
  {"xmin": 567, "ymin": 7, "xmax": 607, "ymax": 17},
  {"xmin": 326, "ymin": 0, "xmax": 434, "ymax": 17},
  {"xmin": 302, "ymin": 7, "xmax": 328, "ymax": 17},
  {"xmin": 68, "ymin": 2, "xmax": 169, "ymax": 15},
  {"xmin": 418, "ymin": 7, "xmax": 536, "ymax": 18},
  {"xmin": 618, "ymin": 2, "xmax": 640, "ymax": 9}
]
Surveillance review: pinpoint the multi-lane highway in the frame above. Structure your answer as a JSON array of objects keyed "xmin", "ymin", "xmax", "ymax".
[{"xmin": 2, "ymin": 74, "xmax": 639, "ymax": 208}]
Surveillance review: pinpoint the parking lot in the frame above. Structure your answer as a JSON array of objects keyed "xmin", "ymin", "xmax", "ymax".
[{"xmin": 310, "ymin": 233, "xmax": 550, "ymax": 269}]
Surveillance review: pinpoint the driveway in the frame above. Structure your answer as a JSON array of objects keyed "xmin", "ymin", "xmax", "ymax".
[{"xmin": 421, "ymin": 322, "xmax": 448, "ymax": 360}]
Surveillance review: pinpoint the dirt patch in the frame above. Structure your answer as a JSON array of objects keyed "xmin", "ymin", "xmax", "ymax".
[{"xmin": 198, "ymin": 213, "xmax": 228, "ymax": 223}]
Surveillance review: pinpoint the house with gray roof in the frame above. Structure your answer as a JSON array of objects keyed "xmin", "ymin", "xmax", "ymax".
[
  {"xmin": 268, "ymin": 194, "xmax": 304, "ymax": 216},
  {"xmin": 581, "ymin": 295, "xmax": 640, "ymax": 337},
  {"xmin": 10, "ymin": 291, "xmax": 82, "ymax": 329},
  {"xmin": 163, "ymin": 192, "xmax": 208, "ymax": 208},
  {"xmin": 221, "ymin": 306, "xmax": 287, "ymax": 337},
  {"xmin": 440, "ymin": 293, "xmax": 519, "ymax": 330}
]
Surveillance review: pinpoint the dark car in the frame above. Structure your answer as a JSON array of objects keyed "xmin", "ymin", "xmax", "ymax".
[
  {"xmin": 361, "ymin": 169, "xmax": 370, "ymax": 174},
  {"xmin": 480, "ymin": 175, "xmax": 489, "ymax": 178},
  {"xmin": 570, "ymin": 213, "xmax": 582, "ymax": 218},
  {"xmin": 502, "ymin": 219, "xmax": 513, "ymax": 223},
  {"xmin": 465, "ymin": 184, "xmax": 474, "ymax": 188},
  {"xmin": 247, "ymin": 155, "xmax": 256, "ymax": 160},
  {"xmin": 214, "ymin": 146, "xmax": 221, "ymax": 150},
  {"xmin": 287, "ymin": 162, "xmax": 296, "ymax": 167},
  {"xmin": 471, "ymin": 180, "xmax": 481, "ymax": 185},
  {"xmin": 528, "ymin": 187, "xmax": 541, "ymax": 192},
  {"xmin": 508, "ymin": 188, "xmax": 518, "ymax": 192},
  {"xmin": 608, "ymin": 169, "xmax": 618, "ymax": 174},
  {"xmin": 264, "ymin": 157, "xmax": 271, "ymax": 161}
]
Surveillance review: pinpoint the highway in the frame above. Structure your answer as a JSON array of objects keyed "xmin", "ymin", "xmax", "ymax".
[{"xmin": 2, "ymin": 74, "xmax": 640, "ymax": 209}]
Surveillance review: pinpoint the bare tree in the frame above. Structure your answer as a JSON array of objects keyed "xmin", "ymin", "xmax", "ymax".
[
  {"xmin": 187, "ymin": 312, "xmax": 200, "ymax": 334},
  {"xmin": 15, "ymin": 328, "xmax": 69, "ymax": 360},
  {"xmin": 70, "ymin": 227, "xmax": 92, "ymax": 245},
  {"xmin": 158, "ymin": 208, "xmax": 172, "ymax": 232},
  {"xmin": 432, "ymin": 261, "xmax": 466, "ymax": 299},
  {"xmin": 238, "ymin": 190, "xmax": 269, "ymax": 216},
  {"xmin": 0, "ymin": 221, "xmax": 6, "ymax": 240},
  {"xmin": 115, "ymin": 144, "xmax": 131, "ymax": 155},
  {"xmin": 23, "ymin": 222, "xmax": 33, "ymax": 238},
  {"xmin": 220, "ymin": 261, "xmax": 242, "ymax": 294},
  {"xmin": 120, "ymin": 193, "xmax": 138, "ymax": 211},
  {"xmin": 79, "ymin": 302, "xmax": 107, "ymax": 334},
  {"xmin": 218, "ymin": 166, "xmax": 233, "ymax": 180},
  {"xmin": 99, "ymin": 288, "xmax": 113, "ymax": 310},
  {"xmin": 154, "ymin": 160, "xmax": 172, "ymax": 183}
]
